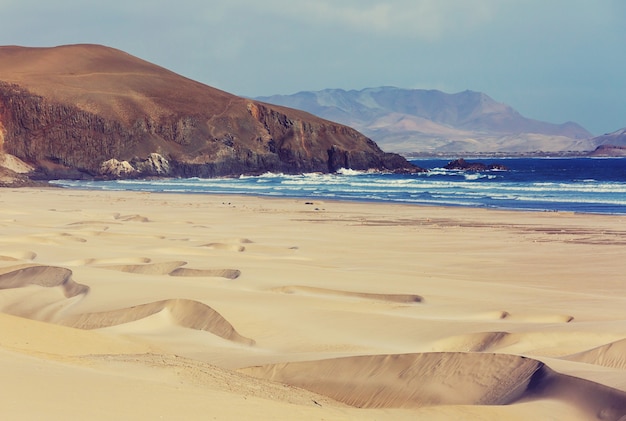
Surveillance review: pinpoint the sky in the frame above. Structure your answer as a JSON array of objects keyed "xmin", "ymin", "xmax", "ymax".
[{"xmin": 1, "ymin": 0, "xmax": 624, "ymax": 135}]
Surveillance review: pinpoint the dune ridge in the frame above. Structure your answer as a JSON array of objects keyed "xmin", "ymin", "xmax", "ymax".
[
  {"xmin": 0, "ymin": 251, "xmax": 37, "ymax": 261},
  {"xmin": 77, "ymin": 257, "xmax": 153, "ymax": 265},
  {"xmin": 0, "ymin": 265, "xmax": 89, "ymax": 298},
  {"xmin": 98, "ymin": 261, "xmax": 188, "ymax": 275},
  {"xmin": 241, "ymin": 352, "xmax": 542, "ymax": 408},
  {"xmin": 61, "ymin": 298, "xmax": 255, "ymax": 345},
  {"xmin": 201, "ymin": 242, "xmax": 247, "ymax": 252},
  {"xmin": 527, "ymin": 366, "xmax": 626, "ymax": 420},
  {"xmin": 96, "ymin": 261, "xmax": 241, "ymax": 279},
  {"xmin": 564, "ymin": 339, "xmax": 626, "ymax": 370},
  {"xmin": 242, "ymin": 352, "xmax": 626, "ymax": 418},
  {"xmin": 169, "ymin": 267, "xmax": 241, "ymax": 279},
  {"xmin": 271, "ymin": 285, "xmax": 423, "ymax": 303},
  {"xmin": 429, "ymin": 331, "xmax": 512, "ymax": 353},
  {"xmin": 0, "ymin": 263, "xmax": 252, "ymax": 345}
]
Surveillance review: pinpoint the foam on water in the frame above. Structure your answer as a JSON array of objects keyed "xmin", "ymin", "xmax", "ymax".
[{"xmin": 51, "ymin": 158, "xmax": 626, "ymax": 214}]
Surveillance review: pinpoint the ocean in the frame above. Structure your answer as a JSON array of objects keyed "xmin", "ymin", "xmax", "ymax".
[{"xmin": 52, "ymin": 158, "xmax": 626, "ymax": 215}]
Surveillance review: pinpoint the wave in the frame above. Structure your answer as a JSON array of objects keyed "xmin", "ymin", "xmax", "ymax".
[
  {"xmin": 336, "ymin": 168, "xmax": 365, "ymax": 176},
  {"xmin": 51, "ymin": 158, "xmax": 626, "ymax": 214}
]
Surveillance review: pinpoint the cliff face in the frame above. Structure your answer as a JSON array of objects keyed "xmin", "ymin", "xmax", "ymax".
[
  {"xmin": 0, "ymin": 45, "xmax": 418, "ymax": 180},
  {"xmin": 0, "ymin": 82, "xmax": 131, "ymax": 176}
]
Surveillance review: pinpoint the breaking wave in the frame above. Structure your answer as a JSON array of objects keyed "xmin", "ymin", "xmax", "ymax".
[{"xmin": 51, "ymin": 158, "xmax": 626, "ymax": 214}]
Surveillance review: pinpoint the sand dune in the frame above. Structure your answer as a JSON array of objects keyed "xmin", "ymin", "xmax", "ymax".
[
  {"xmin": 169, "ymin": 267, "xmax": 241, "ymax": 279},
  {"xmin": 0, "ymin": 265, "xmax": 89, "ymax": 298},
  {"xmin": 113, "ymin": 213, "xmax": 151, "ymax": 222},
  {"xmin": 1, "ymin": 189, "xmax": 625, "ymax": 420},
  {"xmin": 95, "ymin": 260, "xmax": 241, "ymax": 279},
  {"xmin": 62, "ymin": 298, "xmax": 255, "ymax": 345},
  {"xmin": 0, "ymin": 265, "xmax": 90, "ymax": 323},
  {"xmin": 428, "ymin": 330, "xmax": 626, "ymax": 360},
  {"xmin": 564, "ymin": 339, "xmax": 626, "ymax": 369},
  {"xmin": 78, "ymin": 257, "xmax": 153, "ymax": 265},
  {"xmin": 98, "ymin": 260, "xmax": 187, "ymax": 275},
  {"xmin": 241, "ymin": 352, "xmax": 542, "ymax": 407},
  {"xmin": 0, "ymin": 250, "xmax": 37, "ymax": 261},
  {"xmin": 0, "ymin": 312, "xmax": 152, "ymax": 356},
  {"xmin": 3, "ymin": 232, "xmax": 88, "ymax": 246},
  {"xmin": 272, "ymin": 285, "xmax": 423, "ymax": 303},
  {"xmin": 65, "ymin": 220, "xmax": 119, "ymax": 227},
  {"xmin": 503, "ymin": 312, "xmax": 574, "ymax": 323},
  {"xmin": 201, "ymin": 242, "xmax": 247, "ymax": 252},
  {"xmin": 0, "ymin": 264, "xmax": 250, "ymax": 344},
  {"xmin": 446, "ymin": 310, "xmax": 574, "ymax": 324},
  {"xmin": 529, "ymin": 366, "xmax": 626, "ymax": 420},
  {"xmin": 428, "ymin": 331, "xmax": 511, "ymax": 352},
  {"xmin": 242, "ymin": 352, "xmax": 626, "ymax": 418}
]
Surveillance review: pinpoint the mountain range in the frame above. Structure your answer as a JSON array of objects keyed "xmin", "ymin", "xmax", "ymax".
[
  {"xmin": 0, "ymin": 44, "xmax": 417, "ymax": 185},
  {"xmin": 255, "ymin": 87, "xmax": 599, "ymax": 154}
]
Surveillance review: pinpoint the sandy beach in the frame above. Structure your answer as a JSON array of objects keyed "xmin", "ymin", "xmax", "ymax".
[{"xmin": 0, "ymin": 187, "xmax": 625, "ymax": 420}]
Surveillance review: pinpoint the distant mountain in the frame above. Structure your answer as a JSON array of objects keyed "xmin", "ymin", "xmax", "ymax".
[
  {"xmin": 587, "ymin": 128, "xmax": 626, "ymax": 156},
  {"xmin": 255, "ymin": 87, "xmax": 595, "ymax": 154},
  {"xmin": 0, "ymin": 45, "xmax": 417, "ymax": 184},
  {"xmin": 590, "ymin": 128, "xmax": 626, "ymax": 147}
]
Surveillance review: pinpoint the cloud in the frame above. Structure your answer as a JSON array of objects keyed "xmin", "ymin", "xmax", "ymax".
[
  {"xmin": 1, "ymin": 0, "xmax": 623, "ymax": 133},
  {"xmin": 222, "ymin": 0, "xmax": 496, "ymax": 40}
]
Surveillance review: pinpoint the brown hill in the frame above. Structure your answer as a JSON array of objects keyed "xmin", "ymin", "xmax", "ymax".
[{"xmin": 0, "ymin": 44, "xmax": 417, "ymax": 180}]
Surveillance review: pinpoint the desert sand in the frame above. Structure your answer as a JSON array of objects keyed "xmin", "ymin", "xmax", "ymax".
[{"xmin": 0, "ymin": 187, "xmax": 625, "ymax": 420}]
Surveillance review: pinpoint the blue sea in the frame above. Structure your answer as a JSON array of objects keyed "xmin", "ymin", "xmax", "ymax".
[{"xmin": 52, "ymin": 158, "xmax": 626, "ymax": 215}]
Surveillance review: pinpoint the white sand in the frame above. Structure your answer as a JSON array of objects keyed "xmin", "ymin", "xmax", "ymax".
[{"xmin": 0, "ymin": 188, "xmax": 625, "ymax": 420}]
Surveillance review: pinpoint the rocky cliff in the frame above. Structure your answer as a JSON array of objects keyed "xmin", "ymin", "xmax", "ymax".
[{"xmin": 0, "ymin": 44, "xmax": 418, "ymax": 182}]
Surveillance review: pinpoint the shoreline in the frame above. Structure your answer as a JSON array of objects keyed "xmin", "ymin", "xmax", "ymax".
[
  {"xmin": 46, "ymin": 182, "xmax": 626, "ymax": 217},
  {"xmin": 1, "ymin": 188, "xmax": 625, "ymax": 420},
  {"xmin": 47, "ymin": 155, "xmax": 626, "ymax": 215}
]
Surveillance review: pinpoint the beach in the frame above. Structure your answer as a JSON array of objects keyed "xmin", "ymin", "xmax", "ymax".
[{"xmin": 1, "ymin": 187, "xmax": 625, "ymax": 420}]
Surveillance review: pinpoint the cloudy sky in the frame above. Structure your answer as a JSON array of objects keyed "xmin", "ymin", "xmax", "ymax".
[{"xmin": 1, "ymin": 0, "xmax": 624, "ymax": 134}]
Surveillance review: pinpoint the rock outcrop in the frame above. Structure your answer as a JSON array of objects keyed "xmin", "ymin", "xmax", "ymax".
[
  {"xmin": 0, "ymin": 152, "xmax": 45, "ymax": 186},
  {"xmin": 444, "ymin": 158, "xmax": 508, "ymax": 171},
  {"xmin": 0, "ymin": 44, "xmax": 420, "ymax": 182},
  {"xmin": 0, "ymin": 166, "xmax": 40, "ymax": 187},
  {"xmin": 99, "ymin": 158, "xmax": 137, "ymax": 178},
  {"xmin": 588, "ymin": 144, "xmax": 626, "ymax": 157},
  {"xmin": 133, "ymin": 153, "xmax": 170, "ymax": 176}
]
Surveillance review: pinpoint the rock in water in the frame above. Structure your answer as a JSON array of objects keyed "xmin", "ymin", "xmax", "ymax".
[{"xmin": 444, "ymin": 158, "xmax": 508, "ymax": 171}]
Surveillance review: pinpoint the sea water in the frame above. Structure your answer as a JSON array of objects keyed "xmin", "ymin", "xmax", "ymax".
[{"xmin": 52, "ymin": 158, "xmax": 626, "ymax": 215}]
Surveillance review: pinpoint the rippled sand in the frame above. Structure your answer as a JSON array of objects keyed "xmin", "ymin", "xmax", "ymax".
[{"xmin": 1, "ymin": 188, "xmax": 625, "ymax": 420}]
